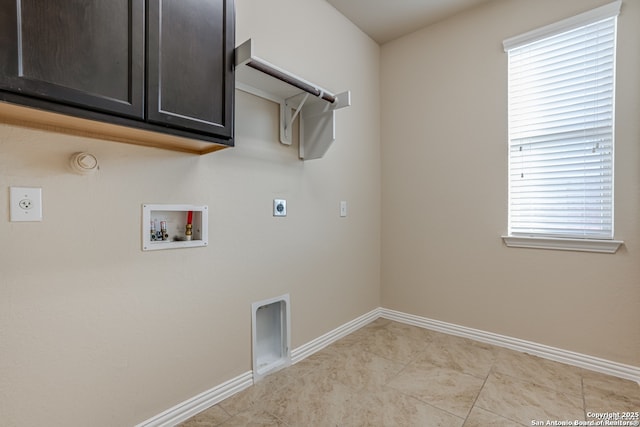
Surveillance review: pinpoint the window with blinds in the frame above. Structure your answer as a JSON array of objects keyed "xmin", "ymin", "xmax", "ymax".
[{"xmin": 504, "ymin": 3, "xmax": 619, "ymax": 240}]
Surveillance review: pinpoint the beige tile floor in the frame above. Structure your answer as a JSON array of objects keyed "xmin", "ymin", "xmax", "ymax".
[{"xmin": 179, "ymin": 319, "xmax": 640, "ymax": 426}]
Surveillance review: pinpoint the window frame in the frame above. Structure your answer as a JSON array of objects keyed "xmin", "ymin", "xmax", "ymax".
[{"xmin": 501, "ymin": 0, "xmax": 624, "ymax": 254}]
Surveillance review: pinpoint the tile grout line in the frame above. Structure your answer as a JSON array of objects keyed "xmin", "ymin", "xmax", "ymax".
[
  {"xmin": 581, "ymin": 376, "xmax": 587, "ymax": 422},
  {"xmin": 363, "ymin": 323, "xmax": 470, "ymax": 424},
  {"xmin": 460, "ymin": 362, "xmax": 494, "ymax": 426},
  {"xmin": 490, "ymin": 368, "xmax": 585, "ymax": 400},
  {"xmin": 464, "ymin": 362, "xmax": 531, "ymax": 427}
]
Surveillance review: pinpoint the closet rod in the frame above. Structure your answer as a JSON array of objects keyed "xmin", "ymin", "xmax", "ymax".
[{"xmin": 245, "ymin": 59, "xmax": 337, "ymax": 104}]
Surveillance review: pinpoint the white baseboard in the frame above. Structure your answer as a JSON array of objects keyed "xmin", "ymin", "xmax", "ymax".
[
  {"xmin": 134, "ymin": 371, "xmax": 253, "ymax": 427},
  {"xmin": 291, "ymin": 307, "xmax": 382, "ymax": 363},
  {"xmin": 134, "ymin": 308, "xmax": 382, "ymax": 427},
  {"xmin": 379, "ymin": 308, "xmax": 640, "ymax": 384},
  {"xmin": 137, "ymin": 306, "xmax": 639, "ymax": 426}
]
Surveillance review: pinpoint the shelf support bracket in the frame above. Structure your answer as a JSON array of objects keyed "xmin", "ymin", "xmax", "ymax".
[{"xmin": 282, "ymin": 93, "xmax": 309, "ymax": 145}]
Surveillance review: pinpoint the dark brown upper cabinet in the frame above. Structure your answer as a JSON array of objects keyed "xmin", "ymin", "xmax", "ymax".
[
  {"xmin": 0, "ymin": 1, "xmax": 145, "ymax": 118},
  {"xmin": 0, "ymin": 0, "xmax": 235, "ymax": 153},
  {"xmin": 147, "ymin": 0, "xmax": 233, "ymax": 138}
]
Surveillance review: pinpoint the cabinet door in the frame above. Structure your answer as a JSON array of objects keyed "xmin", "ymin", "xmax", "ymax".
[
  {"xmin": 0, "ymin": 0, "xmax": 145, "ymax": 118},
  {"xmin": 147, "ymin": 0, "xmax": 234, "ymax": 138}
]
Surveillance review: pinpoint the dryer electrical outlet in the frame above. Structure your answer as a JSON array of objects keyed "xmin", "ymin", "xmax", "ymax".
[
  {"xmin": 10, "ymin": 187, "xmax": 43, "ymax": 222},
  {"xmin": 273, "ymin": 199, "xmax": 287, "ymax": 217}
]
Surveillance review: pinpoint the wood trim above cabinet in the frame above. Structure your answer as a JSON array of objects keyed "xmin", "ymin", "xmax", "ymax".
[{"xmin": 0, "ymin": 100, "xmax": 229, "ymax": 155}]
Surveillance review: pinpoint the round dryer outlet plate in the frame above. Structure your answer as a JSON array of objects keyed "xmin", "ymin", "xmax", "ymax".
[{"xmin": 273, "ymin": 199, "xmax": 286, "ymax": 216}]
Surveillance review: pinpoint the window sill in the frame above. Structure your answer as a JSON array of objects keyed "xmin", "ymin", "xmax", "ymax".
[{"xmin": 501, "ymin": 235, "xmax": 624, "ymax": 254}]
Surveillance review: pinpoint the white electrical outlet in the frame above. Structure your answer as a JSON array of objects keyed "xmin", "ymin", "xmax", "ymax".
[
  {"xmin": 273, "ymin": 199, "xmax": 287, "ymax": 217},
  {"xmin": 10, "ymin": 187, "xmax": 42, "ymax": 222}
]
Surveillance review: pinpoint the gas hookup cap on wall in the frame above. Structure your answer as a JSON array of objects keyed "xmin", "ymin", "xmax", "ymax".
[{"xmin": 69, "ymin": 152, "xmax": 99, "ymax": 175}]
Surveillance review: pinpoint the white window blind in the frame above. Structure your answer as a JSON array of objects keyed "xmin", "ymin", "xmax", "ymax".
[{"xmin": 505, "ymin": 5, "xmax": 618, "ymax": 240}]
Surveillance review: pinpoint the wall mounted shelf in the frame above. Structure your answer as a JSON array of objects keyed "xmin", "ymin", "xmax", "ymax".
[{"xmin": 235, "ymin": 39, "xmax": 351, "ymax": 160}]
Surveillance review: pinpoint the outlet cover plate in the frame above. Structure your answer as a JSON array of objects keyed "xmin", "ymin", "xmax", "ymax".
[
  {"xmin": 10, "ymin": 187, "xmax": 42, "ymax": 222},
  {"xmin": 273, "ymin": 199, "xmax": 287, "ymax": 217}
]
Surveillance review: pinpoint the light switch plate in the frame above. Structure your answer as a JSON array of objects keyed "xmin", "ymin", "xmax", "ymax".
[
  {"xmin": 10, "ymin": 187, "xmax": 43, "ymax": 222},
  {"xmin": 340, "ymin": 201, "xmax": 348, "ymax": 217}
]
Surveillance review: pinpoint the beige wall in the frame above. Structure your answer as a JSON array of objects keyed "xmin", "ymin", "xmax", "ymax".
[
  {"xmin": 3, "ymin": 0, "xmax": 639, "ymax": 425},
  {"xmin": 381, "ymin": 0, "xmax": 640, "ymax": 367},
  {"xmin": 0, "ymin": 0, "xmax": 381, "ymax": 425}
]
